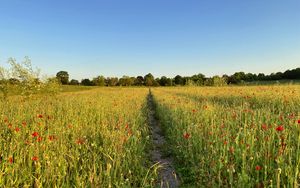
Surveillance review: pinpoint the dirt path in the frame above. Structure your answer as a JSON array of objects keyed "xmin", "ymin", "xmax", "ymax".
[{"xmin": 147, "ymin": 90, "xmax": 180, "ymax": 188}]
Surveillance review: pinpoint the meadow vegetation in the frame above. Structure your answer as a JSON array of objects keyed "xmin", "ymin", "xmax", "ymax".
[{"xmin": 1, "ymin": 60, "xmax": 300, "ymax": 187}]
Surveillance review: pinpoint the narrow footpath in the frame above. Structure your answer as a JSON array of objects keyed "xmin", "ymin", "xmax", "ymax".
[{"xmin": 147, "ymin": 90, "xmax": 180, "ymax": 188}]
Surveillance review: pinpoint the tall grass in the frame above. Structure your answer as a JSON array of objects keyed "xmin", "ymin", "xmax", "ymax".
[
  {"xmin": 0, "ymin": 88, "xmax": 156, "ymax": 187},
  {"xmin": 152, "ymin": 86, "xmax": 300, "ymax": 187}
]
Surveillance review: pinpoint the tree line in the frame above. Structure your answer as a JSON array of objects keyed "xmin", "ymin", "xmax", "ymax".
[{"xmin": 56, "ymin": 67, "xmax": 300, "ymax": 87}]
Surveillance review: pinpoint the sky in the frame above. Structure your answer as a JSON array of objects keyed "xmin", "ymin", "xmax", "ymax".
[{"xmin": 0, "ymin": 0, "xmax": 300, "ymax": 80}]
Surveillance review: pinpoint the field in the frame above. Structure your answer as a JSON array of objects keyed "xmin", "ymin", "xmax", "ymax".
[{"xmin": 1, "ymin": 85, "xmax": 300, "ymax": 187}]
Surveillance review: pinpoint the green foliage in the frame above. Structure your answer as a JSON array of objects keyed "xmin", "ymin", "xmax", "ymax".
[
  {"xmin": 56, "ymin": 71, "xmax": 69, "ymax": 85},
  {"xmin": 0, "ymin": 57, "xmax": 61, "ymax": 99},
  {"xmin": 92, "ymin": 75, "xmax": 105, "ymax": 86}
]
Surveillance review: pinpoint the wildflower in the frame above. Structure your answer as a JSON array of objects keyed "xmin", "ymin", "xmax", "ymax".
[
  {"xmin": 261, "ymin": 124, "xmax": 268, "ymax": 131},
  {"xmin": 9, "ymin": 157, "xmax": 13, "ymax": 164},
  {"xmin": 223, "ymin": 141, "xmax": 228, "ymax": 145},
  {"xmin": 48, "ymin": 135, "xmax": 55, "ymax": 141},
  {"xmin": 276, "ymin": 125, "xmax": 284, "ymax": 132},
  {"xmin": 37, "ymin": 136, "xmax": 42, "ymax": 142},
  {"xmin": 22, "ymin": 121, "xmax": 26, "ymax": 127},
  {"xmin": 37, "ymin": 114, "xmax": 43, "ymax": 118},
  {"xmin": 298, "ymin": 119, "xmax": 300, "ymax": 124},
  {"xmin": 255, "ymin": 165, "xmax": 262, "ymax": 171},
  {"xmin": 15, "ymin": 127, "xmax": 20, "ymax": 132},
  {"xmin": 183, "ymin": 133, "xmax": 190, "ymax": 139},
  {"xmin": 32, "ymin": 132, "xmax": 39, "ymax": 137},
  {"xmin": 76, "ymin": 138, "xmax": 85, "ymax": 145},
  {"xmin": 192, "ymin": 109, "xmax": 197, "ymax": 113},
  {"xmin": 32, "ymin": 156, "xmax": 38, "ymax": 161}
]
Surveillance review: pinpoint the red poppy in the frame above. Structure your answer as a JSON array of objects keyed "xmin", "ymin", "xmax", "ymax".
[
  {"xmin": 261, "ymin": 124, "xmax": 268, "ymax": 131},
  {"xmin": 48, "ymin": 135, "xmax": 55, "ymax": 141},
  {"xmin": 37, "ymin": 114, "xmax": 43, "ymax": 118},
  {"xmin": 298, "ymin": 119, "xmax": 300, "ymax": 124},
  {"xmin": 223, "ymin": 141, "xmax": 228, "ymax": 145},
  {"xmin": 9, "ymin": 157, "xmax": 13, "ymax": 164},
  {"xmin": 32, "ymin": 156, "xmax": 38, "ymax": 161},
  {"xmin": 192, "ymin": 109, "xmax": 197, "ymax": 113},
  {"xmin": 15, "ymin": 127, "xmax": 20, "ymax": 132},
  {"xmin": 183, "ymin": 133, "xmax": 190, "ymax": 139},
  {"xmin": 276, "ymin": 125, "xmax": 284, "ymax": 132},
  {"xmin": 8, "ymin": 123, "xmax": 12, "ymax": 129},
  {"xmin": 37, "ymin": 137, "xmax": 42, "ymax": 142},
  {"xmin": 76, "ymin": 138, "xmax": 85, "ymax": 145},
  {"xmin": 255, "ymin": 165, "xmax": 262, "ymax": 171},
  {"xmin": 32, "ymin": 132, "xmax": 39, "ymax": 137}
]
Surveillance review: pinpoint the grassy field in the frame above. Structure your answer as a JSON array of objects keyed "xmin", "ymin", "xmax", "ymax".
[{"xmin": 1, "ymin": 85, "xmax": 300, "ymax": 187}]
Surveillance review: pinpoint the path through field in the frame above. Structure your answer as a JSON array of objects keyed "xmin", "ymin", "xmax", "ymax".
[{"xmin": 147, "ymin": 90, "xmax": 180, "ymax": 188}]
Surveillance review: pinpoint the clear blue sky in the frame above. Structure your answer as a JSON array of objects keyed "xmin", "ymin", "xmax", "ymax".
[{"xmin": 0, "ymin": 0, "xmax": 299, "ymax": 80}]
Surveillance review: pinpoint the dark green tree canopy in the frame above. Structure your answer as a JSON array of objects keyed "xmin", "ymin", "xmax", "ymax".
[{"xmin": 56, "ymin": 71, "xmax": 69, "ymax": 85}]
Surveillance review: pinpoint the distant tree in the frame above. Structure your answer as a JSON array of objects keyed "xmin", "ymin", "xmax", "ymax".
[
  {"xmin": 204, "ymin": 78, "xmax": 213, "ymax": 86},
  {"xmin": 153, "ymin": 78, "xmax": 160, "ymax": 86},
  {"xmin": 144, "ymin": 73, "xmax": 155, "ymax": 86},
  {"xmin": 134, "ymin": 76, "xmax": 144, "ymax": 86},
  {"xmin": 56, "ymin": 71, "xmax": 69, "ymax": 85},
  {"xmin": 92, "ymin": 75, "xmax": 106, "ymax": 86},
  {"xmin": 70, "ymin": 79, "xmax": 79, "ymax": 85},
  {"xmin": 106, "ymin": 77, "xmax": 118, "ymax": 86},
  {"xmin": 158, "ymin": 76, "xmax": 167, "ymax": 86},
  {"xmin": 165, "ymin": 78, "xmax": 173, "ymax": 86},
  {"xmin": 81, "ymin": 78, "xmax": 93, "ymax": 86},
  {"xmin": 257, "ymin": 73, "xmax": 266, "ymax": 81},
  {"xmin": 174, "ymin": 75, "xmax": 184, "ymax": 85},
  {"xmin": 191, "ymin": 73, "xmax": 205, "ymax": 85},
  {"xmin": 119, "ymin": 76, "xmax": 134, "ymax": 86},
  {"xmin": 222, "ymin": 74, "xmax": 230, "ymax": 84},
  {"xmin": 212, "ymin": 76, "xmax": 227, "ymax": 86}
]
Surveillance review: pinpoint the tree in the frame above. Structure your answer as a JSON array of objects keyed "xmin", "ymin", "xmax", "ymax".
[
  {"xmin": 144, "ymin": 73, "xmax": 155, "ymax": 86},
  {"xmin": 174, "ymin": 75, "xmax": 184, "ymax": 85},
  {"xmin": 81, "ymin": 78, "xmax": 93, "ymax": 86},
  {"xmin": 70, "ymin": 79, "xmax": 79, "ymax": 85},
  {"xmin": 106, "ymin": 77, "xmax": 118, "ymax": 86},
  {"xmin": 212, "ymin": 76, "xmax": 227, "ymax": 86},
  {"xmin": 92, "ymin": 75, "xmax": 105, "ymax": 86},
  {"xmin": 191, "ymin": 73, "xmax": 205, "ymax": 86},
  {"xmin": 56, "ymin": 71, "xmax": 69, "ymax": 85},
  {"xmin": 119, "ymin": 76, "xmax": 134, "ymax": 86},
  {"xmin": 134, "ymin": 76, "xmax": 144, "ymax": 86}
]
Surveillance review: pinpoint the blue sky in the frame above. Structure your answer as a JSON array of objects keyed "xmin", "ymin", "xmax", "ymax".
[{"xmin": 0, "ymin": 0, "xmax": 299, "ymax": 80}]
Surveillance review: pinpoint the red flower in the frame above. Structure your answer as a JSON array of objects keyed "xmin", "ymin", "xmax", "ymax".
[
  {"xmin": 76, "ymin": 138, "xmax": 85, "ymax": 145},
  {"xmin": 255, "ymin": 165, "xmax": 262, "ymax": 171},
  {"xmin": 276, "ymin": 125, "xmax": 284, "ymax": 132},
  {"xmin": 48, "ymin": 135, "xmax": 55, "ymax": 141},
  {"xmin": 32, "ymin": 132, "xmax": 39, "ymax": 137},
  {"xmin": 32, "ymin": 156, "xmax": 38, "ymax": 161},
  {"xmin": 192, "ymin": 109, "xmax": 197, "ymax": 113},
  {"xmin": 298, "ymin": 119, "xmax": 300, "ymax": 124},
  {"xmin": 261, "ymin": 124, "xmax": 268, "ymax": 131},
  {"xmin": 9, "ymin": 157, "xmax": 13, "ymax": 164},
  {"xmin": 15, "ymin": 127, "xmax": 20, "ymax": 132},
  {"xmin": 183, "ymin": 133, "xmax": 190, "ymax": 139},
  {"xmin": 22, "ymin": 121, "xmax": 27, "ymax": 127},
  {"xmin": 37, "ymin": 114, "xmax": 43, "ymax": 118},
  {"xmin": 37, "ymin": 136, "xmax": 42, "ymax": 142}
]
